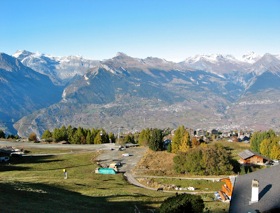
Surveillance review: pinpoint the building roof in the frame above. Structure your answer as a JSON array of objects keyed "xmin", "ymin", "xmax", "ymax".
[
  {"xmin": 238, "ymin": 149, "xmax": 255, "ymax": 159},
  {"xmin": 238, "ymin": 149, "xmax": 270, "ymax": 160},
  {"xmin": 229, "ymin": 164, "xmax": 280, "ymax": 212}
]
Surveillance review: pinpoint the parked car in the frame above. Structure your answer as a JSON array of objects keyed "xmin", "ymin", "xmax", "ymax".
[
  {"xmin": 115, "ymin": 161, "xmax": 122, "ymax": 167},
  {"xmin": 0, "ymin": 156, "xmax": 10, "ymax": 162},
  {"xmin": 122, "ymin": 153, "xmax": 130, "ymax": 157}
]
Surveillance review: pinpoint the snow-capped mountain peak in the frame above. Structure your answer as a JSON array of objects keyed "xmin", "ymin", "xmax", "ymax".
[
  {"xmin": 184, "ymin": 54, "xmax": 238, "ymax": 64},
  {"xmin": 249, "ymin": 53, "xmax": 280, "ymax": 75},
  {"xmin": 13, "ymin": 50, "xmax": 33, "ymax": 60},
  {"xmin": 240, "ymin": 51, "xmax": 261, "ymax": 64},
  {"xmin": 182, "ymin": 53, "xmax": 244, "ymax": 74},
  {"xmin": 13, "ymin": 50, "xmax": 100, "ymax": 85}
]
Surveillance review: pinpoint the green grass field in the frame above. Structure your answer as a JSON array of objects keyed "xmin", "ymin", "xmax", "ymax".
[
  {"xmin": 137, "ymin": 177, "xmax": 224, "ymax": 192},
  {"xmin": 213, "ymin": 140, "xmax": 250, "ymax": 160},
  {"xmin": 0, "ymin": 148, "xmax": 229, "ymax": 212},
  {"xmin": 0, "ymin": 150, "xmax": 168, "ymax": 212}
]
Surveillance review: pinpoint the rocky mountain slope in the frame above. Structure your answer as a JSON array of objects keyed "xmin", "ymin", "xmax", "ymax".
[
  {"xmin": 13, "ymin": 50, "xmax": 100, "ymax": 85},
  {"xmin": 0, "ymin": 53, "xmax": 63, "ymax": 133},
  {"xmin": 1, "ymin": 50, "xmax": 280, "ymax": 136}
]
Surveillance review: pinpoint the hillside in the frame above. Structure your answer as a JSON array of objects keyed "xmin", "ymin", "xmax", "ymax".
[{"xmin": 0, "ymin": 53, "xmax": 63, "ymax": 134}]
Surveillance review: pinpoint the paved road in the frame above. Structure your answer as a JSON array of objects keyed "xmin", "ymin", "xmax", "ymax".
[{"xmin": 124, "ymin": 172, "xmax": 156, "ymax": 190}]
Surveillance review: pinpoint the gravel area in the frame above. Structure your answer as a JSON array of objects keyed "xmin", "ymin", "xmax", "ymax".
[{"xmin": 96, "ymin": 145, "xmax": 147, "ymax": 173}]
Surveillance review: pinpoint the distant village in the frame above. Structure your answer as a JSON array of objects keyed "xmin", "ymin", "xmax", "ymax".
[{"xmin": 186, "ymin": 128, "xmax": 252, "ymax": 142}]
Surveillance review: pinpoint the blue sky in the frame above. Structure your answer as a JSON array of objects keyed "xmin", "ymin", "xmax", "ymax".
[{"xmin": 1, "ymin": 0, "xmax": 279, "ymax": 61}]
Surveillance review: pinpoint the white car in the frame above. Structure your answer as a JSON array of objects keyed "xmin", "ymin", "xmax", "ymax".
[
  {"xmin": 122, "ymin": 153, "xmax": 130, "ymax": 157},
  {"xmin": 273, "ymin": 160, "xmax": 279, "ymax": 165}
]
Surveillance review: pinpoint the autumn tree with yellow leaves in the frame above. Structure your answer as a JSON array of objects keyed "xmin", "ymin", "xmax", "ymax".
[{"xmin": 172, "ymin": 126, "xmax": 191, "ymax": 153}]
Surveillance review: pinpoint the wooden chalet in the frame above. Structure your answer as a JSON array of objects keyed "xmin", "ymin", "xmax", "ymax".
[{"xmin": 238, "ymin": 149, "xmax": 270, "ymax": 165}]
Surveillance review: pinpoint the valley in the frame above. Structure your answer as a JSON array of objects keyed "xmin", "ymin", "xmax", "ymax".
[{"xmin": 1, "ymin": 51, "xmax": 280, "ymax": 137}]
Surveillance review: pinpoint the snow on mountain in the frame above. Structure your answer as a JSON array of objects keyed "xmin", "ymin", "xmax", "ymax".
[
  {"xmin": 11, "ymin": 50, "xmax": 280, "ymax": 89},
  {"xmin": 250, "ymin": 53, "xmax": 280, "ymax": 75},
  {"xmin": 239, "ymin": 51, "xmax": 261, "ymax": 64},
  {"xmin": 0, "ymin": 53, "xmax": 63, "ymax": 134},
  {"xmin": 184, "ymin": 54, "xmax": 239, "ymax": 64},
  {"xmin": 182, "ymin": 54, "xmax": 248, "ymax": 74},
  {"xmin": 13, "ymin": 50, "xmax": 33, "ymax": 61},
  {"xmin": 5, "ymin": 50, "xmax": 280, "ymax": 135},
  {"xmin": 13, "ymin": 50, "xmax": 100, "ymax": 85}
]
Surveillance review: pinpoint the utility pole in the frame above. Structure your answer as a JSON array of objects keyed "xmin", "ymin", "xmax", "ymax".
[{"xmin": 117, "ymin": 126, "xmax": 123, "ymax": 144}]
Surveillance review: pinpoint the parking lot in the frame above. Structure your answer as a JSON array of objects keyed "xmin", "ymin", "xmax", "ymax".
[
  {"xmin": 95, "ymin": 145, "xmax": 147, "ymax": 173},
  {"xmin": 0, "ymin": 140, "xmax": 147, "ymax": 176}
]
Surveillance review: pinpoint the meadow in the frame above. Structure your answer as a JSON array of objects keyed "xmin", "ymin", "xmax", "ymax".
[{"xmin": 0, "ymin": 147, "xmax": 230, "ymax": 212}]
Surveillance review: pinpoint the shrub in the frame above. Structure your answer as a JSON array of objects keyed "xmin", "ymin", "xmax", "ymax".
[
  {"xmin": 28, "ymin": 132, "xmax": 38, "ymax": 142},
  {"xmin": 159, "ymin": 193, "xmax": 204, "ymax": 213}
]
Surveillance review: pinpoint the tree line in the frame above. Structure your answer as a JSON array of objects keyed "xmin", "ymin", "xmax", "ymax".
[
  {"xmin": 137, "ymin": 128, "xmax": 166, "ymax": 151},
  {"xmin": 41, "ymin": 126, "xmax": 116, "ymax": 144},
  {"xmin": 40, "ymin": 126, "xmax": 169, "ymax": 148},
  {"xmin": 0, "ymin": 129, "xmax": 19, "ymax": 139}
]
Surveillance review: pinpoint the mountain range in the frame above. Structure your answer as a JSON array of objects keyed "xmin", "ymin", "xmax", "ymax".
[{"xmin": 1, "ymin": 50, "xmax": 280, "ymax": 137}]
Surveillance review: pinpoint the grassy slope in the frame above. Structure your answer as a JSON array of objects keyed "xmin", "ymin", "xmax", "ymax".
[
  {"xmin": 0, "ymin": 151, "xmax": 166, "ymax": 213},
  {"xmin": 0, "ymin": 141, "xmax": 247, "ymax": 212}
]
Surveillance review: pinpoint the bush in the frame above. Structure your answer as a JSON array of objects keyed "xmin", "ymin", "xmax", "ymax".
[
  {"xmin": 173, "ymin": 144, "xmax": 234, "ymax": 175},
  {"xmin": 28, "ymin": 132, "xmax": 38, "ymax": 142},
  {"xmin": 159, "ymin": 193, "xmax": 204, "ymax": 213}
]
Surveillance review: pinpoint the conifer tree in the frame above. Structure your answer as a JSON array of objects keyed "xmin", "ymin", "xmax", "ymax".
[
  {"xmin": 148, "ymin": 129, "xmax": 163, "ymax": 151},
  {"xmin": 86, "ymin": 131, "xmax": 92, "ymax": 144},
  {"xmin": 108, "ymin": 132, "xmax": 116, "ymax": 143},
  {"xmin": 41, "ymin": 130, "xmax": 52, "ymax": 142},
  {"xmin": 94, "ymin": 133, "xmax": 102, "ymax": 144},
  {"xmin": 0, "ymin": 129, "xmax": 5, "ymax": 138}
]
